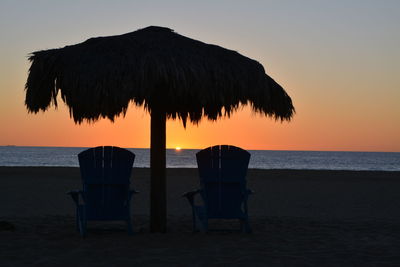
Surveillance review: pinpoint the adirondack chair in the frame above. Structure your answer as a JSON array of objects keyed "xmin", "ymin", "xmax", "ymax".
[
  {"xmin": 67, "ymin": 146, "xmax": 137, "ymax": 236},
  {"xmin": 183, "ymin": 145, "xmax": 253, "ymax": 233}
]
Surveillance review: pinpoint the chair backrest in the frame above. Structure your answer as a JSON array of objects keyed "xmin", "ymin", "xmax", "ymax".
[
  {"xmin": 196, "ymin": 145, "xmax": 250, "ymax": 219},
  {"xmin": 78, "ymin": 146, "xmax": 135, "ymax": 220}
]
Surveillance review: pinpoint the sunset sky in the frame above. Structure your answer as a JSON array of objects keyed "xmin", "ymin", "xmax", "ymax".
[{"xmin": 0, "ymin": 0, "xmax": 399, "ymax": 152}]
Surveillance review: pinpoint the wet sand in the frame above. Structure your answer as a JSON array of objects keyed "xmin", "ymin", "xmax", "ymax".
[{"xmin": 1, "ymin": 167, "xmax": 400, "ymax": 266}]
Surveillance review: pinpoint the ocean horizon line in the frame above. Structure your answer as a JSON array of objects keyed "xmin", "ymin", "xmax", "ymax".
[
  {"xmin": 1, "ymin": 146, "xmax": 399, "ymax": 171},
  {"xmin": 1, "ymin": 145, "xmax": 399, "ymax": 154}
]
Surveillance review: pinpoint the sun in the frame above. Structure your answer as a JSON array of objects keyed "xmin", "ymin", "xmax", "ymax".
[{"xmin": 175, "ymin": 146, "xmax": 182, "ymax": 151}]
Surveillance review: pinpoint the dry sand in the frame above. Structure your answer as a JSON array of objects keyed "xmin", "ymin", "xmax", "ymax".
[{"xmin": 1, "ymin": 167, "xmax": 400, "ymax": 266}]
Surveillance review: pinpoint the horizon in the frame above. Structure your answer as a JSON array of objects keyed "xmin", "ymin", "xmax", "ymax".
[
  {"xmin": 1, "ymin": 1, "xmax": 399, "ymax": 152},
  {"xmin": 1, "ymin": 145, "xmax": 399, "ymax": 154}
]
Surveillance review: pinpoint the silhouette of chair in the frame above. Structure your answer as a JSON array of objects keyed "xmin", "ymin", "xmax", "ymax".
[
  {"xmin": 68, "ymin": 146, "xmax": 137, "ymax": 236},
  {"xmin": 183, "ymin": 145, "xmax": 252, "ymax": 233}
]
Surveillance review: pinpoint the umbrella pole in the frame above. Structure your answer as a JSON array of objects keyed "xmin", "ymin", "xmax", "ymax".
[{"xmin": 150, "ymin": 108, "xmax": 167, "ymax": 233}]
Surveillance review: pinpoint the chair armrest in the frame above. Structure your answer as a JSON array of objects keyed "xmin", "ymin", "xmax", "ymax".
[
  {"xmin": 182, "ymin": 189, "xmax": 201, "ymax": 198},
  {"xmin": 182, "ymin": 189, "xmax": 201, "ymax": 206},
  {"xmin": 67, "ymin": 190, "xmax": 83, "ymax": 205},
  {"xmin": 242, "ymin": 189, "xmax": 254, "ymax": 198}
]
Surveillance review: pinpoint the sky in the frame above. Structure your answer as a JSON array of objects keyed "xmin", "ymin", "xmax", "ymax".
[{"xmin": 0, "ymin": 0, "xmax": 399, "ymax": 152}]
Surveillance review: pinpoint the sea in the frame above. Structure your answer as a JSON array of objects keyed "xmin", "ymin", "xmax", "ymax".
[{"xmin": 1, "ymin": 146, "xmax": 399, "ymax": 171}]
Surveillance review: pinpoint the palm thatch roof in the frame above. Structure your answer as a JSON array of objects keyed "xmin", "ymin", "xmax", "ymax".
[{"xmin": 25, "ymin": 26, "xmax": 294, "ymax": 126}]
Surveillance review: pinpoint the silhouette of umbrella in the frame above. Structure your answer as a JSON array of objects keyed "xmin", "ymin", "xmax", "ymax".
[{"xmin": 25, "ymin": 26, "xmax": 295, "ymax": 232}]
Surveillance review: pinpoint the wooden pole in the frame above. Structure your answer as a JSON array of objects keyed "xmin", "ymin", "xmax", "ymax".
[{"xmin": 150, "ymin": 107, "xmax": 167, "ymax": 233}]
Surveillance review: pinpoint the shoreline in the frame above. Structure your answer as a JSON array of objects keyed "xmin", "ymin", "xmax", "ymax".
[{"xmin": 1, "ymin": 166, "xmax": 400, "ymax": 172}]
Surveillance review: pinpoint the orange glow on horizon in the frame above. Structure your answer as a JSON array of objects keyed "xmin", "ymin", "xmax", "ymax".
[{"xmin": 2, "ymin": 98, "xmax": 398, "ymax": 152}]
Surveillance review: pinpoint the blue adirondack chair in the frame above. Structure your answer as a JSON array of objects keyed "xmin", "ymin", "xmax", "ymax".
[
  {"xmin": 67, "ymin": 146, "xmax": 137, "ymax": 236},
  {"xmin": 183, "ymin": 145, "xmax": 253, "ymax": 233}
]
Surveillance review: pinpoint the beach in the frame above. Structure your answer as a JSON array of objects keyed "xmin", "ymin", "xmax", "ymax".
[{"xmin": 1, "ymin": 167, "xmax": 400, "ymax": 266}]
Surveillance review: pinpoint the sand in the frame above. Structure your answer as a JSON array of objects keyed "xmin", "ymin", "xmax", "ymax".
[{"xmin": 1, "ymin": 167, "xmax": 400, "ymax": 266}]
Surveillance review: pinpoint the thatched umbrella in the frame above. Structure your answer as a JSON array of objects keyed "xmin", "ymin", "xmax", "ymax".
[{"xmin": 25, "ymin": 26, "xmax": 295, "ymax": 232}]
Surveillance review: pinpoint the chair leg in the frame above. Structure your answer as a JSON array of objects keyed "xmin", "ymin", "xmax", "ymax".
[
  {"xmin": 78, "ymin": 208, "xmax": 87, "ymax": 237},
  {"xmin": 126, "ymin": 219, "xmax": 133, "ymax": 235},
  {"xmin": 240, "ymin": 219, "xmax": 252, "ymax": 233},
  {"xmin": 192, "ymin": 209, "xmax": 197, "ymax": 233},
  {"xmin": 78, "ymin": 218, "xmax": 86, "ymax": 237},
  {"xmin": 194, "ymin": 214, "xmax": 207, "ymax": 233},
  {"xmin": 75, "ymin": 208, "xmax": 80, "ymax": 232},
  {"xmin": 192, "ymin": 206, "xmax": 208, "ymax": 233}
]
